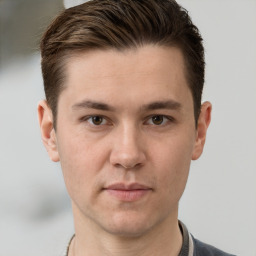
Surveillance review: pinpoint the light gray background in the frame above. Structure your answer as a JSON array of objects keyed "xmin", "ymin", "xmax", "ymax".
[{"xmin": 0, "ymin": 1, "xmax": 255, "ymax": 255}]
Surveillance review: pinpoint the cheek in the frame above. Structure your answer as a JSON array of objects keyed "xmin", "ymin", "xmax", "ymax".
[
  {"xmin": 150, "ymin": 134, "xmax": 194, "ymax": 198},
  {"xmin": 56, "ymin": 128, "xmax": 109, "ymax": 199}
]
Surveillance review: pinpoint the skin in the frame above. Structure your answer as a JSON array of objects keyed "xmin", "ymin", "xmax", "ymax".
[{"xmin": 38, "ymin": 45, "xmax": 211, "ymax": 256}]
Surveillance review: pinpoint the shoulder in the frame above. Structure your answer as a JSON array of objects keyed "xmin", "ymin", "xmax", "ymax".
[{"xmin": 192, "ymin": 236, "xmax": 237, "ymax": 256}]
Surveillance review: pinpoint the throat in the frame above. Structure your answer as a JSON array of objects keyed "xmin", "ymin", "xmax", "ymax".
[{"xmin": 67, "ymin": 222, "xmax": 183, "ymax": 256}]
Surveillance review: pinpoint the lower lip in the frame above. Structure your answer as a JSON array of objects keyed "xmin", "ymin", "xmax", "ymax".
[{"xmin": 105, "ymin": 189, "xmax": 150, "ymax": 202}]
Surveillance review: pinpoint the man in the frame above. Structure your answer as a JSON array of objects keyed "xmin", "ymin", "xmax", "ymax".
[{"xmin": 38, "ymin": 0, "xmax": 235, "ymax": 255}]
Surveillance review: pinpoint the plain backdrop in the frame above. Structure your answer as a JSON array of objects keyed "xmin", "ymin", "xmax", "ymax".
[{"xmin": 0, "ymin": 1, "xmax": 255, "ymax": 255}]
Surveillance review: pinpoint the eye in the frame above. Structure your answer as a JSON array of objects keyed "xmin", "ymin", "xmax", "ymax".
[
  {"xmin": 151, "ymin": 115, "xmax": 164, "ymax": 125},
  {"xmin": 87, "ymin": 116, "xmax": 108, "ymax": 126},
  {"xmin": 146, "ymin": 115, "xmax": 172, "ymax": 125}
]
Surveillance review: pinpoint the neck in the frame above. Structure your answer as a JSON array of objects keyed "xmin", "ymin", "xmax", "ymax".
[{"xmin": 69, "ymin": 205, "xmax": 182, "ymax": 256}]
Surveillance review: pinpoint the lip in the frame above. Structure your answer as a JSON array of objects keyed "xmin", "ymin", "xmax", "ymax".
[
  {"xmin": 106, "ymin": 183, "xmax": 151, "ymax": 190},
  {"xmin": 104, "ymin": 183, "xmax": 152, "ymax": 202}
]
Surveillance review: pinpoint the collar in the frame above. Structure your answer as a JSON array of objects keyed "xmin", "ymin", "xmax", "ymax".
[{"xmin": 178, "ymin": 220, "xmax": 194, "ymax": 256}]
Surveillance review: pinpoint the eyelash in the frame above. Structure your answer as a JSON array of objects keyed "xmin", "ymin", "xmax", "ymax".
[
  {"xmin": 80, "ymin": 115, "xmax": 175, "ymax": 127},
  {"xmin": 82, "ymin": 116, "xmax": 109, "ymax": 126},
  {"xmin": 145, "ymin": 115, "xmax": 175, "ymax": 125}
]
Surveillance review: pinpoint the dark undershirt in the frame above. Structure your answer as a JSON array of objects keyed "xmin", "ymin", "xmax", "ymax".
[{"xmin": 178, "ymin": 220, "xmax": 191, "ymax": 256}]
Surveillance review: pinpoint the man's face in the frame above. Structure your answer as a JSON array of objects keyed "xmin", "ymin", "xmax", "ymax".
[{"xmin": 39, "ymin": 45, "xmax": 210, "ymax": 237}]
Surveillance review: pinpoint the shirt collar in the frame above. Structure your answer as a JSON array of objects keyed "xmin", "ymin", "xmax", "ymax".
[{"xmin": 178, "ymin": 220, "xmax": 194, "ymax": 256}]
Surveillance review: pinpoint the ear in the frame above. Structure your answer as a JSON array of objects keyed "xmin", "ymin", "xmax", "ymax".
[
  {"xmin": 192, "ymin": 101, "xmax": 212, "ymax": 160},
  {"xmin": 37, "ymin": 100, "xmax": 59, "ymax": 162}
]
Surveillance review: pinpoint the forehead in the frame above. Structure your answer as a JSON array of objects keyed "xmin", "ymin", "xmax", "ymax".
[
  {"xmin": 60, "ymin": 45, "xmax": 192, "ymax": 109},
  {"xmin": 66, "ymin": 45, "xmax": 186, "ymax": 81}
]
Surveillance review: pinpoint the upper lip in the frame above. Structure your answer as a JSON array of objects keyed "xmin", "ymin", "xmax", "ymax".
[{"xmin": 105, "ymin": 183, "xmax": 151, "ymax": 190}]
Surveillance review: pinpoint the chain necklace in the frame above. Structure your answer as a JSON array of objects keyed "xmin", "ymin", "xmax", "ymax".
[{"xmin": 67, "ymin": 234, "xmax": 75, "ymax": 256}]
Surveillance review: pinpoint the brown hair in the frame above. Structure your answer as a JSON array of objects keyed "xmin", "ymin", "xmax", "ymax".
[{"xmin": 40, "ymin": 0, "xmax": 205, "ymax": 128}]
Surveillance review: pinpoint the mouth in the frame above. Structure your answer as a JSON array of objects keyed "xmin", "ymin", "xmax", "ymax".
[{"xmin": 103, "ymin": 183, "xmax": 152, "ymax": 202}]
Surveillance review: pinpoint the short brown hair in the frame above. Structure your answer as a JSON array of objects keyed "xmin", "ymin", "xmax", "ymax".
[{"xmin": 40, "ymin": 0, "xmax": 205, "ymax": 128}]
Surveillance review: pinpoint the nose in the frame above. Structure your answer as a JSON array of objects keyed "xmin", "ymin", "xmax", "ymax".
[{"xmin": 109, "ymin": 124, "xmax": 146, "ymax": 169}]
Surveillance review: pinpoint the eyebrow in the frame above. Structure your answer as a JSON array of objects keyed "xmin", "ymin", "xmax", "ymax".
[
  {"xmin": 141, "ymin": 100, "xmax": 182, "ymax": 111},
  {"xmin": 72, "ymin": 99, "xmax": 182, "ymax": 112},
  {"xmin": 72, "ymin": 100, "xmax": 115, "ymax": 111}
]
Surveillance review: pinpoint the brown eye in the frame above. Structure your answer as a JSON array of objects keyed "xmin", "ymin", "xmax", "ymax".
[
  {"xmin": 91, "ymin": 116, "xmax": 103, "ymax": 125},
  {"xmin": 152, "ymin": 115, "xmax": 164, "ymax": 125}
]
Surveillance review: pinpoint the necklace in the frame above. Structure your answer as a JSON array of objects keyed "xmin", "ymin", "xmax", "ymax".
[{"xmin": 67, "ymin": 234, "xmax": 75, "ymax": 256}]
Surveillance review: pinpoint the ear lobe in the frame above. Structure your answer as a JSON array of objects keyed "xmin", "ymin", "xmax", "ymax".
[
  {"xmin": 192, "ymin": 101, "xmax": 212, "ymax": 160},
  {"xmin": 37, "ymin": 100, "xmax": 59, "ymax": 162}
]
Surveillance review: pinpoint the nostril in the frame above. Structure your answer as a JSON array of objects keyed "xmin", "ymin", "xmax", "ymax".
[
  {"xmin": 114, "ymin": 162, "xmax": 142, "ymax": 170},
  {"xmin": 122, "ymin": 163, "xmax": 141, "ymax": 169}
]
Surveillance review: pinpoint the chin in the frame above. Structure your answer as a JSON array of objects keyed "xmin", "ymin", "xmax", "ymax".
[{"xmin": 100, "ymin": 211, "xmax": 158, "ymax": 238}]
